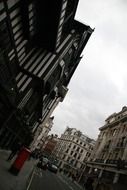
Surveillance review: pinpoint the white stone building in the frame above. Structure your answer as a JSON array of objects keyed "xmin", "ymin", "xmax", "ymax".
[
  {"xmin": 32, "ymin": 116, "xmax": 54, "ymax": 149},
  {"xmin": 53, "ymin": 127, "xmax": 95, "ymax": 176}
]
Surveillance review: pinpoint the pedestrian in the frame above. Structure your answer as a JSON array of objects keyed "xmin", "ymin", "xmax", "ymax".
[
  {"xmin": 72, "ymin": 173, "xmax": 76, "ymax": 182},
  {"xmin": 7, "ymin": 141, "xmax": 22, "ymax": 161},
  {"xmin": 84, "ymin": 177, "xmax": 94, "ymax": 190}
]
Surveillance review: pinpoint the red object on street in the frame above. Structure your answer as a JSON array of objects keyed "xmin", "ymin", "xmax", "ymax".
[{"xmin": 9, "ymin": 147, "xmax": 31, "ymax": 175}]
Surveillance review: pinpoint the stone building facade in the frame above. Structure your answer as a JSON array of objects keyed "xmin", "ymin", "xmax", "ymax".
[
  {"xmin": 32, "ymin": 116, "xmax": 54, "ymax": 150},
  {"xmin": 42, "ymin": 134, "xmax": 59, "ymax": 157},
  {"xmin": 53, "ymin": 127, "xmax": 95, "ymax": 177},
  {"xmin": 84, "ymin": 106, "xmax": 127, "ymax": 189}
]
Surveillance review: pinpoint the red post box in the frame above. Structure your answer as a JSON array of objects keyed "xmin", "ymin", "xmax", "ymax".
[{"xmin": 9, "ymin": 147, "xmax": 31, "ymax": 175}]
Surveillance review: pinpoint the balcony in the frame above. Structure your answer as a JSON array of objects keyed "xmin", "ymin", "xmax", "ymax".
[
  {"xmin": 94, "ymin": 159, "xmax": 105, "ymax": 163},
  {"xmin": 88, "ymin": 159, "xmax": 127, "ymax": 170}
]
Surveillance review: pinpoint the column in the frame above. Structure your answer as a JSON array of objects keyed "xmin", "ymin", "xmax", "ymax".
[
  {"xmin": 98, "ymin": 169, "xmax": 103, "ymax": 178},
  {"xmin": 88, "ymin": 167, "xmax": 93, "ymax": 174},
  {"xmin": 113, "ymin": 173, "xmax": 119, "ymax": 184}
]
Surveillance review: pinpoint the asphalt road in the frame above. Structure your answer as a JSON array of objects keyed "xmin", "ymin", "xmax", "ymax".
[{"xmin": 27, "ymin": 167, "xmax": 83, "ymax": 190}]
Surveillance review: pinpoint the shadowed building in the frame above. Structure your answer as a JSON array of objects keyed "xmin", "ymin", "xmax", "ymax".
[{"xmin": 0, "ymin": 0, "xmax": 93, "ymax": 149}]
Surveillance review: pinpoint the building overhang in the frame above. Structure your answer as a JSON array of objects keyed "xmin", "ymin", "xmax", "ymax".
[{"xmin": 86, "ymin": 161, "xmax": 127, "ymax": 175}]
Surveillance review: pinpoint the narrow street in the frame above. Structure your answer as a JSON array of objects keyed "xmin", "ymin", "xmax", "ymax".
[{"xmin": 27, "ymin": 167, "xmax": 83, "ymax": 190}]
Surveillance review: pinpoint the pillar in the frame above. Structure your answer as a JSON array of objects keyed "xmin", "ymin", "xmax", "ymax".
[
  {"xmin": 113, "ymin": 173, "xmax": 119, "ymax": 184},
  {"xmin": 88, "ymin": 167, "xmax": 93, "ymax": 174},
  {"xmin": 98, "ymin": 169, "xmax": 103, "ymax": 178}
]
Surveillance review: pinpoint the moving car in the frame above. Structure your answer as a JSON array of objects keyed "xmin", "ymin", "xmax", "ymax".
[{"xmin": 48, "ymin": 163, "xmax": 58, "ymax": 174}]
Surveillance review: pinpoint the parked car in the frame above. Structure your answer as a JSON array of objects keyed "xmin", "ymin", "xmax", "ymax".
[
  {"xmin": 48, "ymin": 163, "xmax": 58, "ymax": 174},
  {"xmin": 37, "ymin": 157, "xmax": 49, "ymax": 170}
]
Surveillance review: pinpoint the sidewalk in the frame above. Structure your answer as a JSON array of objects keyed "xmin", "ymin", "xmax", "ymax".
[
  {"xmin": 0, "ymin": 150, "xmax": 36, "ymax": 190},
  {"xmin": 58, "ymin": 173, "xmax": 84, "ymax": 190}
]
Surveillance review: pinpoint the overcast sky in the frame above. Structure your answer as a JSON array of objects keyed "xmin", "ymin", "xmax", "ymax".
[{"xmin": 51, "ymin": 0, "xmax": 127, "ymax": 139}]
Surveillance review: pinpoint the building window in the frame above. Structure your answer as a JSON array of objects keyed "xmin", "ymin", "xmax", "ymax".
[
  {"xmin": 74, "ymin": 153, "xmax": 77, "ymax": 158},
  {"xmin": 122, "ymin": 125, "xmax": 126, "ymax": 133},
  {"xmin": 115, "ymin": 153, "xmax": 118, "ymax": 160},
  {"xmin": 81, "ymin": 149, "xmax": 83, "ymax": 153},
  {"xmin": 62, "ymin": 154, "xmax": 66, "ymax": 159},
  {"xmin": 121, "ymin": 137, "xmax": 126, "ymax": 147},
  {"xmin": 72, "ymin": 137, "xmax": 75, "ymax": 141},
  {"xmin": 66, "ymin": 149, "xmax": 69, "ymax": 153},
  {"xmin": 77, "ymin": 155, "xmax": 81, "ymax": 160},
  {"xmin": 80, "ymin": 164, "xmax": 84, "ymax": 169},
  {"xmin": 86, "ymin": 152, "xmax": 89, "ymax": 157},
  {"xmin": 74, "ymin": 161, "xmax": 78, "ymax": 167},
  {"xmin": 70, "ymin": 159, "xmax": 74, "ymax": 165}
]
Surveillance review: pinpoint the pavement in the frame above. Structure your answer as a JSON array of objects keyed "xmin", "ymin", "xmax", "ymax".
[
  {"xmin": 0, "ymin": 149, "xmax": 36, "ymax": 190},
  {"xmin": 58, "ymin": 173, "xmax": 84, "ymax": 190}
]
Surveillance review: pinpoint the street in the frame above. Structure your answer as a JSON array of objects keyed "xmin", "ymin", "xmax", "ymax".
[{"xmin": 27, "ymin": 167, "xmax": 83, "ymax": 190}]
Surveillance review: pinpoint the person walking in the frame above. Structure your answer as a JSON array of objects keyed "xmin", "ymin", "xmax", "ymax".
[{"xmin": 84, "ymin": 177, "xmax": 94, "ymax": 190}]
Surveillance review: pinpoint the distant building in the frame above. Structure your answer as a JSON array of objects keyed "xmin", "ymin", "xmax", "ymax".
[
  {"xmin": 32, "ymin": 116, "xmax": 54, "ymax": 149},
  {"xmin": 0, "ymin": 0, "xmax": 93, "ymax": 149},
  {"xmin": 84, "ymin": 106, "xmax": 127, "ymax": 189},
  {"xmin": 53, "ymin": 127, "xmax": 95, "ymax": 177},
  {"xmin": 42, "ymin": 134, "xmax": 59, "ymax": 157}
]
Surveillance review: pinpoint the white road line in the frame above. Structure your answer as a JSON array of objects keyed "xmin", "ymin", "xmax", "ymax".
[{"xmin": 26, "ymin": 170, "xmax": 35, "ymax": 190}]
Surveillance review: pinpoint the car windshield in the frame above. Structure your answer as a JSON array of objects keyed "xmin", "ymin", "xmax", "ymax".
[
  {"xmin": 43, "ymin": 158, "xmax": 49, "ymax": 163},
  {"xmin": 52, "ymin": 165, "xmax": 57, "ymax": 169}
]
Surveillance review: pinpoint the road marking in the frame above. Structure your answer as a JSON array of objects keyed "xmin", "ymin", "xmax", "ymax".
[
  {"xmin": 26, "ymin": 169, "xmax": 35, "ymax": 190},
  {"xmin": 26, "ymin": 166, "xmax": 44, "ymax": 190}
]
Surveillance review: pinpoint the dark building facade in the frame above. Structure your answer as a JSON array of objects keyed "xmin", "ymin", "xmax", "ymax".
[{"xmin": 0, "ymin": 0, "xmax": 93, "ymax": 149}]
